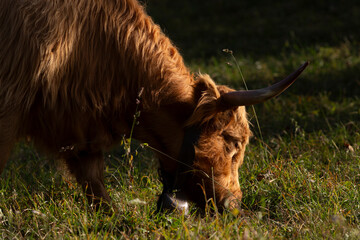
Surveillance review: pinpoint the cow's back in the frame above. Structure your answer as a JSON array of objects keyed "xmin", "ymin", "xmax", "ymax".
[{"xmin": 0, "ymin": 0, "xmax": 193, "ymax": 156}]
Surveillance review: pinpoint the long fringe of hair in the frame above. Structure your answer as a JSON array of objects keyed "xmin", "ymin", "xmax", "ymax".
[{"xmin": 0, "ymin": 0, "xmax": 193, "ymax": 117}]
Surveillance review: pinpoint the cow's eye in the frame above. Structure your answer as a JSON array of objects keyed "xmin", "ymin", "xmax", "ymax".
[
  {"xmin": 234, "ymin": 142, "xmax": 239, "ymax": 148},
  {"xmin": 222, "ymin": 134, "xmax": 232, "ymax": 142}
]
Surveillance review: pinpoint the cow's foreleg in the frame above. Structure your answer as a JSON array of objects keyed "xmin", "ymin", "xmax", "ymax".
[{"xmin": 65, "ymin": 151, "xmax": 112, "ymax": 210}]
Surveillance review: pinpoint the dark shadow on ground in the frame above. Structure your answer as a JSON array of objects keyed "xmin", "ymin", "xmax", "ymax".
[{"xmin": 144, "ymin": 0, "xmax": 360, "ymax": 60}]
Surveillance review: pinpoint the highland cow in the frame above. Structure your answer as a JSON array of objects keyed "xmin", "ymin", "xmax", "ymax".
[{"xmin": 0, "ymin": 0, "xmax": 307, "ymax": 212}]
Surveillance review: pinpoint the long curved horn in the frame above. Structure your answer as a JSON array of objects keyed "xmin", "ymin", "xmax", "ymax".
[{"xmin": 219, "ymin": 62, "xmax": 309, "ymax": 107}]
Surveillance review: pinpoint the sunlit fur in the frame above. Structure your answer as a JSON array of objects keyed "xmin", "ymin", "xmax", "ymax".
[
  {"xmin": 0, "ymin": 0, "xmax": 194, "ymax": 155},
  {"xmin": 0, "ymin": 0, "xmax": 251, "ymax": 210}
]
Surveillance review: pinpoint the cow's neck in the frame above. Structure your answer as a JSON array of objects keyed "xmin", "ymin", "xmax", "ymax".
[{"xmin": 130, "ymin": 98, "xmax": 195, "ymax": 169}]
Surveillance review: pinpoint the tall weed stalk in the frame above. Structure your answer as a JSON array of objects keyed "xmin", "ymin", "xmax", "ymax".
[
  {"xmin": 123, "ymin": 88, "xmax": 144, "ymax": 184},
  {"xmin": 223, "ymin": 49, "xmax": 268, "ymax": 160}
]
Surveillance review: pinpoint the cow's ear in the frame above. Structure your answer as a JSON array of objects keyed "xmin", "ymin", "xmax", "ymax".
[
  {"xmin": 186, "ymin": 75, "xmax": 221, "ymax": 126},
  {"xmin": 192, "ymin": 74, "xmax": 220, "ymax": 101}
]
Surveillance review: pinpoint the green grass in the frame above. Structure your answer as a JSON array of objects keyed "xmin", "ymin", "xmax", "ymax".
[{"xmin": 1, "ymin": 0, "xmax": 360, "ymax": 239}]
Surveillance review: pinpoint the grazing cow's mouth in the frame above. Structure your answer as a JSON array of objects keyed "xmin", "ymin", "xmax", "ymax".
[{"xmin": 157, "ymin": 186, "xmax": 241, "ymax": 215}]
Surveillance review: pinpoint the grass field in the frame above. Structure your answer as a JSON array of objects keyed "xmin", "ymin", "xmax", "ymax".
[{"xmin": 1, "ymin": 0, "xmax": 359, "ymax": 239}]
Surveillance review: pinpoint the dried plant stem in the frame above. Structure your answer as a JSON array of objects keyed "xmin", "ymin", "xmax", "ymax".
[{"xmin": 224, "ymin": 49, "xmax": 268, "ymax": 160}]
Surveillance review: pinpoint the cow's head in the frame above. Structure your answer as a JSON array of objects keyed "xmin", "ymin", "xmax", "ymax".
[{"xmin": 158, "ymin": 62, "xmax": 308, "ymax": 213}]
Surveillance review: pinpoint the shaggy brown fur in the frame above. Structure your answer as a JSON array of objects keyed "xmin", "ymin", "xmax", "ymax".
[{"xmin": 0, "ymin": 0, "xmax": 250, "ymax": 210}]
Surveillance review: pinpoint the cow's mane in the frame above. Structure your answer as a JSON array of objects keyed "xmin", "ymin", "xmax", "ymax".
[{"xmin": 0, "ymin": 0, "xmax": 194, "ymax": 116}]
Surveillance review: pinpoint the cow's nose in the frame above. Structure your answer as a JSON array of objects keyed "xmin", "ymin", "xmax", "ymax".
[{"xmin": 223, "ymin": 196, "xmax": 241, "ymax": 211}]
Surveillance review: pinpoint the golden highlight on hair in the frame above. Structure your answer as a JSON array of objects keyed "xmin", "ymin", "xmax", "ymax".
[{"xmin": 0, "ymin": 0, "xmax": 193, "ymax": 117}]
